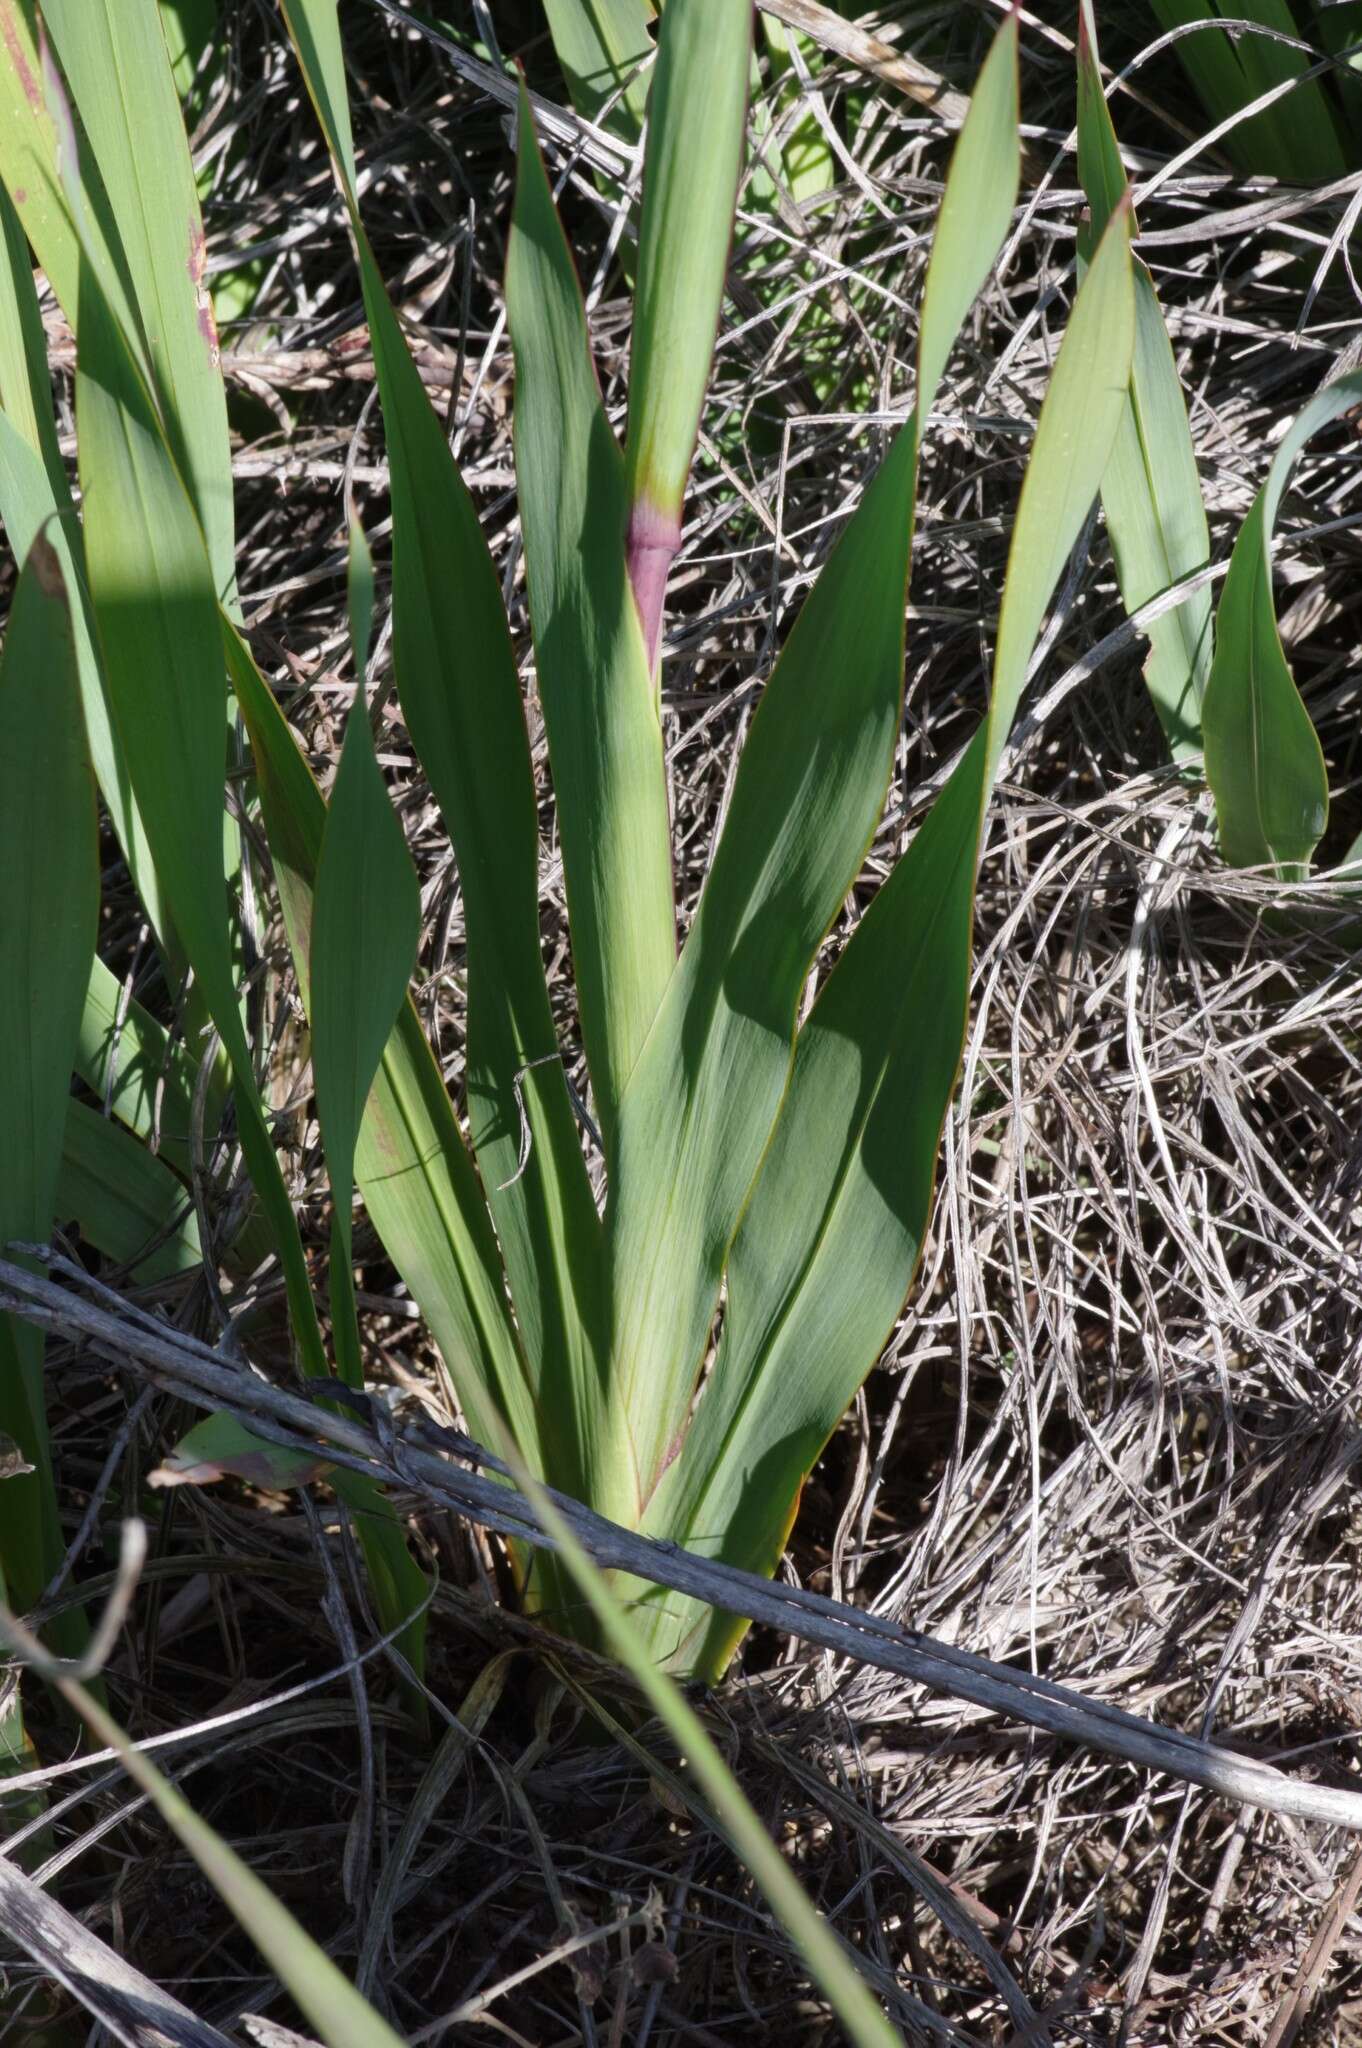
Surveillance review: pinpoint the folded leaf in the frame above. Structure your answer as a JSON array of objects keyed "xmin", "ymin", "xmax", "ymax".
[{"xmin": 149, "ymin": 1412, "xmax": 329, "ymax": 1490}]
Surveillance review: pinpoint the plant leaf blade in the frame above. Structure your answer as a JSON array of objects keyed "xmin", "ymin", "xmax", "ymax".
[
  {"xmin": 508, "ymin": 88, "xmax": 677, "ymax": 1159},
  {"xmin": 645, "ymin": 201, "xmax": 1137, "ymax": 1677},
  {"xmin": 0, "ymin": 535, "xmax": 96, "ymax": 1648},
  {"xmin": 624, "ymin": 0, "xmax": 751, "ymax": 664},
  {"xmin": 310, "ymin": 520, "xmax": 421, "ymax": 1392},
  {"xmin": 1201, "ymin": 372, "xmax": 1355, "ymax": 876},
  {"xmin": 1077, "ymin": 0, "xmax": 1212, "ymax": 760},
  {"xmin": 603, "ymin": 8, "xmax": 1022, "ymax": 1535}
]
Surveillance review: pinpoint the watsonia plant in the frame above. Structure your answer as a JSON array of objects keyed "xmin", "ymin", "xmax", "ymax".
[{"xmin": 0, "ymin": 0, "xmax": 1135, "ymax": 1684}]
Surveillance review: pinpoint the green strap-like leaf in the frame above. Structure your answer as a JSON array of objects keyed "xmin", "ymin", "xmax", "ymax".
[
  {"xmin": 223, "ymin": 619, "xmax": 537, "ymax": 1470},
  {"xmin": 600, "ymin": 10, "xmax": 1022, "ymax": 1534},
  {"xmin": 0, "ymin": 180, "xmax": 65, "ymax": 502},
  {"xmin": 1076, "ymin": 0, "xmax": 1211, "ymax": 761},
  {"xmin": 0, "ymin": 536, "xmax": 96, "ymax": 1651},
  {"xmin": 310, "ymin": 521, "xmax": 421, "ymax": 1395},
  {"xmin": 1149, "ymin": 0, "xmax": 1346, "ymax": 182},
  {"xmin": 0, "ymin": 185, "xmax": 170, "ymax": 946},
  {"xmin": 542, "ymin": 0, "xmax": 655, "ymax": 141},
  {"xmin": 75, "ymin": 955, "xmax": 227, "ymax": 1186},
  {"xmin": 624, "ymin": 0, "xmax": 751, "ymax": 666},
  {"xmin": 75, "ymin": 257, "xmax": 326, "ymax": 1383},
  {"xmin": 0, "ymin": 11, "xmax": 238, "ymax": 1091},
  {"xmin": 41, "ymin": 0, "xmax": 236, "ymax": 600},
  {"xmin": 646, "ymin": 202, "xmax": 1137, "ymax": 1678},
  {"xmin": 279, "ymin": 0, "xmax": 608, "ymax": 1499},
  {"xmin": 508, "ymin": 89, "xmax": 677, "ymax": 1160},
  {"xmin": 0, "ymin": 0, "xmax": 141, "ymax": 357},
  {"xmin": 1201, "ymin": 372, "xmax": 1357, "ymax": 876},
  {"xmin": 59, "ymin": 1098, "xmax": 202, "ymax": 1283},
  {"xmin": 63, "ymin": 149, "xmax": 427, "ymax": 1684}
]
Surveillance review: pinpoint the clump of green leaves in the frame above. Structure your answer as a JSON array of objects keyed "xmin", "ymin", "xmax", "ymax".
[{"xmin": 0, "ymin": 0, "xmax": 1139, "ymax": 1692}]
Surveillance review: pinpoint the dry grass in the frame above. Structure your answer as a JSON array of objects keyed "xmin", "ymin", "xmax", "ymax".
[{"xmin": 9, "ymin": 1, "xmax": 1362, "ymax": 2041}]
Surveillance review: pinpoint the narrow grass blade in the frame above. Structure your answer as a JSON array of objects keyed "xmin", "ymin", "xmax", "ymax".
[
  {"xmin": 59, "ymin": 1100, "xmax": 202, "ymax": 1283},
  {"xmin": 602, "ymin": 10, "xmax": 1021, "ymax": 1533},
  {"xmin": 508, "ymin": 89, "xmax": 677, "ymax": 1157},
  {"xmin": 624, "ymin": 0, "xmax": 750, "ymax": 666},
  {"xmin": 0, "ymin": 537, "xmax": 96, "ymax": 1650},
  {"xmin": 1201, "ymin": 373, "xmax": 1358, "ymax": 876},
  {"xmin": 647, "ymin": 204, "xmax": 1137, "ymax": 1677},
  {"xmin": 280, "ymin": 0, "xmax": 608, "ymax": 1499},
  {"xmin": 514, "ymin": 1466, "xmax": 903, "ymax": 2048},
  {"xmin": 542, "ymin": 0, "xmax": 654, "ymax": 140},
  {"xmin": 0, "ymin": 1556, "xmax": 409, "ymax": 2048},
  {"xmin": 41, "ymin": 0, "xmax": 236, "ymax": 599},
  {"xmin": 1077, "ymin": 0, "xmax": 1211, "ymax": 760}
]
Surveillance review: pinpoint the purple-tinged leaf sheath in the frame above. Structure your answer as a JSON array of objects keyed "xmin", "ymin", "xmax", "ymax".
[
  {"xmin": 624, "ymin": 0, "xmax": 751, "ymax": 669},
  {"xmin": 625, "ymin": 498, "xmax": 678, "ymax": 675}
]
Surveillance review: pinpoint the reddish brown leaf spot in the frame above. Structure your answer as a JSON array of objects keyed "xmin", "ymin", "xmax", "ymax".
[
  {"xmin": 0, "ymin": 1, "xmax": 40, "ymax": 111},
  {"xmin": 11, "ymin": 186, "xmax": 25, "ymax": 204},
  {"xmin": 187, "ymin": 218, "xmax": 221, "ymax": 366}
]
